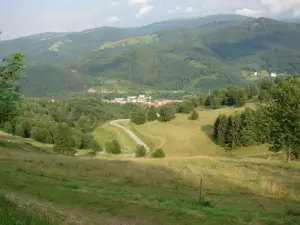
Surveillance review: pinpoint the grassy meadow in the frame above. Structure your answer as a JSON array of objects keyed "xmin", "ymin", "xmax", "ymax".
[
  {"xmin": 118, "ymin": 105, "xmax": 275, "ymax": 158},
  {"xmin": 1, "ymin": 105, "xmax": 300, "ymax": 224}
]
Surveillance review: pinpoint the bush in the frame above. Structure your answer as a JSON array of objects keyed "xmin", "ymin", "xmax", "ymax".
[
  {"xmin": 106, "ymin": 140, "xmax": 121, "ymax": 154},
  {"xmin": 188, "ymin": 110, "xmax": 199, "ymax": 120},
  {"xmin": 151, "ymin": 148, "xmax": 165, "ymax": 158},
  {"xmin": 135, "ymin": 144, "xmax": 147, "ymax": 157},
  {"xmin": 89, "ymin": 139, "xmax": 102, "ymax": 152}
]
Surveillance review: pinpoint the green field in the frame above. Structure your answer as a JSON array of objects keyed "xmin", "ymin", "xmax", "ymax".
[
  {"xmin": 1, "ymin": 105, "xmax": 300, "ymax": 224},
  {"xmin": 118, "ymin": 105, "xmax": 276, "ymax": 158},
  {"xmin": 1, "ymin": 139, "xmax": 300, "ymax": 225}
]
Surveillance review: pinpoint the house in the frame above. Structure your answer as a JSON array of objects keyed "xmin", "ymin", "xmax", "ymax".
[
  {"xmin": 271, "ymin": 73, "xmax": 277, "ymax": 77},
  {"xmin": 88, "ymin": 88, "xmax": 97, "ymax": 94},
  {"xmin": 253, "ymin": 72, "xmax": 258, "ymax": 76}
]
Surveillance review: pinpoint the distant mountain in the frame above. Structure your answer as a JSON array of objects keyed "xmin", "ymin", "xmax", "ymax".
[
  {"xmin": 0, "ymin": 14, "xmax": 249, "ymax": 65},
  {"xmin": 1, "ymin": 15, "xmax": 300, "ymax": 97}
]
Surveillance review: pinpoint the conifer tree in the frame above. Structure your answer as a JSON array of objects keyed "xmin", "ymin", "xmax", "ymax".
[
  {"xmin": 216, "ymin": 115, "xmax": 228, "ymax": 146},
  {"xmin": 225, "ymin": 115, "xmax": 242, "ymax": 150}
]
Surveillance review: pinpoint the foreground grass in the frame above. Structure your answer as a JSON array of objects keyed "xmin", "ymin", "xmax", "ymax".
[
  {"xmin": 0, "ymin": 194, "xmax": 52, "ymax": 225},
  {"xmin": 0, "ymin": 144, "xmax": 300, "ymax": 224}
]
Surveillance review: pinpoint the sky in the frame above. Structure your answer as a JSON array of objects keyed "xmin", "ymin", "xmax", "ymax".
[{"xmin": 1, "ymin": 0, "xmax": 300, "ymax": 40}]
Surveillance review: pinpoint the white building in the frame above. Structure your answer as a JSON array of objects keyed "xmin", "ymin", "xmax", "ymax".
[{"xmin": 271, "ymin": 73, "xmax": 277, "ymax": 77}]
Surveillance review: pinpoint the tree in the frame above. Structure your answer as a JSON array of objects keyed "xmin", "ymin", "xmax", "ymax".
[
  {"xmin": 159, "ymin": 105, "xmax": 175, "ymax": 122},
  {"xmin": 106, "ymin": 140, "xmax": 121, "ymax": 154},
  {"xmin": 130, "ymin": 106, "xmax": 147, "ymax": 125},
  {"xmin": 0, "ymin": 52, "xmax": 25, "ymax": 124},
  {"xmin": 236, "ymin": 89, "xmax": 247, "ymax": 107},
  {"xmin": 88, "ymin": 139, "xmax": 102, "ymax": 152},
  {"xmin": 135, "ymin": 145, "xmax": 147, "ymax": 157},
  {"xmin": 15, "ymin": 120, "xmax": 31, "ymax": 138},
  {"xmin": 225, "ymin": 114, "xmax": 242, "ymax": 150},
  {"xmin": 31, "ymin": 127, "xmax": 51, "ymax": 143},
  {"xmin": 215, "ymin": 115, "xmax": 228, "ymax": 146},
  {"xmin": 147, "ymin": 106, "xmax": 157, "ymax": 121},
  {"xmin": 151, "ymin": 148, "xmax": 165, "ymax": 158},
  {"xmin": 189, "ymin": 110, "xmax": 199, "ymax": 120},
  {"xmin": 240, "ymin": 108, "xmax": 257, "ymax": 147},
  {"xmin": 260, "ymin": 77, "xmax": 300, "ymax": 162},
  {"xmin": 53, "ymin": 123, "xmax": 75, "ymax": 156},
  {"xmin": 183, "ymin": 101, "xmax": 194, "ymax": 114}
]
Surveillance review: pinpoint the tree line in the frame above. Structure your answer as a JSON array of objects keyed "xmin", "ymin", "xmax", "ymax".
[{"xmin": 213, "ymin": 76, "xmax": 300, "ymax": 161}]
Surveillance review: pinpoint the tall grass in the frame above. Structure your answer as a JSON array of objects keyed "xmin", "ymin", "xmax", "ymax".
[{"xmin": 0, "ymin": 195, "xmax": 52, "ymax": 225}]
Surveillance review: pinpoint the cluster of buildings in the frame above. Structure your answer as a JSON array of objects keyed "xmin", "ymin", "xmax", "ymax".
[
  {"xmin": 103, "ymin": 95, "xmax": 183, "ymax": 107},
  {"xmin": 88, "ymin": 88, "xmax": 113, "ymax": 94},
  {"xmin": 251, "ymin": 72, "xmax": 277, "ymax": 77}
]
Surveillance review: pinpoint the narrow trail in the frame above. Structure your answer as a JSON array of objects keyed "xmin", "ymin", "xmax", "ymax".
[{"xmin": 109, "ymin": 119, "xmax": 150, "ymax": 153}]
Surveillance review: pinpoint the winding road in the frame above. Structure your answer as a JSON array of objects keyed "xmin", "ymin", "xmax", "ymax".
[{"xmin": 109, "ymin": 119, "xmax": 150, "ymax": 153}]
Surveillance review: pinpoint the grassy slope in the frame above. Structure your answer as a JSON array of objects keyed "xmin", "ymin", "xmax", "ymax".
[
  {"xmin": 92, "ymin": 123, "xmax": 137, "ymax": 153},
  {"xmin": 119, "ymin": 105, "xmax": 274, "ymax": 157},
  {"xmin": 0, "ymin": 144, "xmax": 300, "ymax": 225},
  {"xmin": 1, "ymin": 106, "xmax": 300, "ymax": 224}
]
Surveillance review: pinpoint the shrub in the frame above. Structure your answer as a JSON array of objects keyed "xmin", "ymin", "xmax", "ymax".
[
  {"xmin": 106, "ymin": 140, "xmax": 121, "ymax": 154},
  {"xmin": 135, "ymin": 144, "xmax": 147, "ymax": 157},
  {"xmin": 151, "ymin": 148, "xmax": 165, "ymax": 158},
  {"xmin": 189, "ymin": 110, "xmax": 199, "ymax": 120},
  {"xmin": 89, "ymin": 139, "xmax": 102, "ymax": 152}
]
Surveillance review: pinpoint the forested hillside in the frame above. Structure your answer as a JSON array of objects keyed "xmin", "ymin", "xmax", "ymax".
[{"xmin": 1, "ymin": 15, "xmax": 300, "ymax": 97}]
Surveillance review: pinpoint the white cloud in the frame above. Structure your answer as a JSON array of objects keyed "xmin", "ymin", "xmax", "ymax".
[
  {"xmin": 136, "ymin": 5, "xmax": 153, "ymax": 17},
  {"xmin": 236, "ymin": 8, "xmax": 265, "ymax": 17},
  {"xmin": 167, "ymin": 6, "xmax": 181, "ymax": 14},
  {"xmin": 185, "ymin": 7, "xmax": 198, "ymax": 13},
  {"xmin": 237, "ymin": 0, "xmax": 300, "ymax": 18},
  {"xmin": 107, "ymin": 16, "xmax": 119, "ymax": 23},
  {"xmin": 128, "ymin": 0, "xmax": 148, "ymax": 7},
  {"xmin": 261, "ymin": 0, "xmax": 300, "ymax": 14}
]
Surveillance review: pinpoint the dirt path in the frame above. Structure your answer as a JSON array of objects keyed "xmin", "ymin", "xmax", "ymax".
[{"xmin": 109, "ymin": 119, "xmax": 150, "ymax": 153}]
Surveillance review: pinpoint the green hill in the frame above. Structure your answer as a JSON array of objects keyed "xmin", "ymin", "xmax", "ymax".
[{"xmin": 2, "ymin": 15, "xmax": 300, "ymax": 97}]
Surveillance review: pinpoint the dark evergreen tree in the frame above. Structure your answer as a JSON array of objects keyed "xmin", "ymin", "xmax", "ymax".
[
  {"xmin": 147, "ymin": 106, "xmax": 157, "ymax": 121},
  {"xmin": 213, "ymin": 115, "xmax": 221, "ymax": 141},
  {"xmin": 225, "ymin": 115, "xmax": 242, "ymax": 150},
  {"xmin": 240, "ymin": 108, "xmax": 257, "ymax": 146},
  {"xmin": 216, "ymin": 115, "xmax": 228, "ymax": 146}
]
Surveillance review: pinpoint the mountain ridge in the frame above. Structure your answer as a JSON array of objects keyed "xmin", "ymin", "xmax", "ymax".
[{"xmin": 1, "ymin": 15, "xmax": 300, "ymax": 97}]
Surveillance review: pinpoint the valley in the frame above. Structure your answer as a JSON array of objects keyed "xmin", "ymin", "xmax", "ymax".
[
  {"xmin": 2, "ymin": 15, "xmax": 300, "ymax": 97},
  {"xmin": 1, "ymin": 13, "xmax": 300, "ymax": 225}
]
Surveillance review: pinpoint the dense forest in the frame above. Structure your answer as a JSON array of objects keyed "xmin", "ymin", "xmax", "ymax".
[
  {"xmin": 2, "ymin": 15, "xmax": 300, "ymax": 97},
  {"xmin": 1, "ymin": 98, "xmax": 134, "ymax": 154}
]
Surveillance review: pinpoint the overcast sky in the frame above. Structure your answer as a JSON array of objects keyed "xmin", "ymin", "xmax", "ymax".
[{"xmin": 1, "ymin": 0, "xmax": 300, "ymax": 40}]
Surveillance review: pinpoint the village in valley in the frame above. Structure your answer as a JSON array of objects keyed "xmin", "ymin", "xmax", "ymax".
[{"xmin": 87, "ymin": 88, "xmax": 183, "ymax": 107}]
